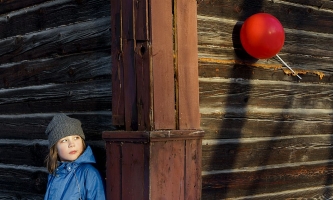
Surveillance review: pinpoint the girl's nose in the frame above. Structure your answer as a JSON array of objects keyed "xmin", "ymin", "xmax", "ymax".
[{"xmin": 68, "ymin": 140, "xmax": 75, "ymax": 147}]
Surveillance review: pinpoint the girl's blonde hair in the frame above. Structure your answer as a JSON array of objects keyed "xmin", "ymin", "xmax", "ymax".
[{"xmin": 45, "ymin": 138, "xmax": 86, "ymax": 174}]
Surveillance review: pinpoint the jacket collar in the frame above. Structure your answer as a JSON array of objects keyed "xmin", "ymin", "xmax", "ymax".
[{"xmin": 56, "ymin": 146, "xmax": 96, "ymax": 174}]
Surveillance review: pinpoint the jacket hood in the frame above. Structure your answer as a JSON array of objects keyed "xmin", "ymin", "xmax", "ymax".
[
  {"xmin": 56, "ymin": 146, "xmax": 96, "ymax": 174},
  {"xmin": 74, "ymin": 145, "xmax": 96, "ymax": 164}
]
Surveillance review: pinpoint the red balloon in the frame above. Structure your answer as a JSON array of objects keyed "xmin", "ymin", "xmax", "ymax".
[{"xmin": 240, "ymin": 13, "xmax": 285, "ymax": 59}]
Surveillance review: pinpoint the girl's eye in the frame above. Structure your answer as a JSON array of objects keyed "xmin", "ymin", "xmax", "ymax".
[
  {"xmin": 61, "ymin": 139, "xmax": 67, "ymax": 143},
  {"xmin": 74, "ymin": 136, "xmax": 80, "ymax": 140}
]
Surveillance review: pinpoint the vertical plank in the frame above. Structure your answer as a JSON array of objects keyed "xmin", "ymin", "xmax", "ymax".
[
  {"xmin": 111, "ymin": 0, "xmax": 125, "ymax": 125},
  {"xmin": 123, "ymin": 0, "xmax": 138, "ymax": 130},
  {"xmin": 122, "ymin": 0, "xmax": 134, "ymax": 40},
  {"xmin": 135, "ymin": 0, "xmax": 151, "ymax": 131},
  {"xmin": 122, "ymin": 143, "xmax": 145, "ymax": 200},
  {"xmin": 150, "ymin": 140, "xmax": 185, "ymax": 199},
  {"xmin": 106, "ymin": 143, "xmax": 121, "ymax": 200},
  {"xmin": 135, "ymin": 41, "xmax": 151, "ymax": 131},
  {"xmin": 176, "ymin": 0, "xmax": 200, "ymax": 129},
  {"xmin": 185, "ymin": 139, "xmax": 202, "ymax": 200},
  {"xmin": 150, "ymin": 0, "xmax": 175, "ymax": 129},
  {"xmin": 135, "ymin": 0, "xmax": 148, "ymax": 40}
]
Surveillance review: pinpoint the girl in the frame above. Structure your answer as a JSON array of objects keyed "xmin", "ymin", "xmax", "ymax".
[{"xmin": 44, "ymin": 113, "xmax": 106, "ymax": 200}]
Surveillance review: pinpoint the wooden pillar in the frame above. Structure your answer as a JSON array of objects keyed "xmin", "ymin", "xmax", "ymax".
[{"xmin": 104, "ymin": 0, "xmax": 203, "ymax": 199}]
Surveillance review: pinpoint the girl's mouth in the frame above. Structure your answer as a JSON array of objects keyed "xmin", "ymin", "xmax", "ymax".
[{"xmin": 69, "ymin": 151, "xmax": 77, "ymax": 154}]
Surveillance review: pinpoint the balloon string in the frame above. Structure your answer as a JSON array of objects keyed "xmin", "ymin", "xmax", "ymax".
[{"xmin": 276, "ymin": 54, "xmax": 302, "ymax": 80}]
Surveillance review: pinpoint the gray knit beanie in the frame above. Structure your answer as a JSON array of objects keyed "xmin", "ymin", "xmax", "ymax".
[{"xmin": 45, "ymin": 113, "xmax": 85, "ymax": 149}]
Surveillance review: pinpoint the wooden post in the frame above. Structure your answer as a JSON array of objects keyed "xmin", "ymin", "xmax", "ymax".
[{"xmin": 104, "ymin": 0, "xmax": 203, "ymax": 199}]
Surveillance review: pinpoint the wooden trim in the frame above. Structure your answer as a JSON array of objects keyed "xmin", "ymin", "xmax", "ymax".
[
  {"xmin": 176, "ymin": 0, "xmax": 200, "ymax": 129},
  {"xmin": 103, "ymin": 130, "xmax": 204, "ymax": 141},
  {"xmin": 111, "ymin": 0, "xmax": 124, "ymax": 125},
  {"xmin": 150, "ymin": 0, "xmax": 175, "ymax": 129}
]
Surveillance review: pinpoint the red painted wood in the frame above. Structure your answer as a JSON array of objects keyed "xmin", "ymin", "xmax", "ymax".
[
  {"xmin": 123, "ymin": 39, "xmax": 138, "ymax": 130},
  {"xmin": 122, "ymin": 0, "xmax": 137, "ymax": 130},
  {"xmin": 185, "ymin": 139, "xmax": 202, "ymax": 200},
  {"xmin": 122, "ymin": 143, "xmax": 145, "ymax": 200},
  {"xmin": 176, "ymin": 0, "xmax": 200, "ymax": 129},
  {"xmin": 103, "ymin": 130, "xmax": 204, "ymax": 199},
  {"xmin": 106, "ymin": 143, "xmax": 121, "ymax": 200},
  {"xmin": 135, "ymin": 41, "xmax": 151, "ymax": 131},
  {"xmin": 111, "ymin": 0, "xmax": 124, "ymax": 125},
  {"xmin": 150, "ymin": 140, "xmax": 185, "ymax": 199},
  {"xmin": 134, "ymin": 0, "xmax": 148, "ymax": 40},
  {"xmin": 150, "ymin": 0, "xmax": 175, "ymax": 130}
]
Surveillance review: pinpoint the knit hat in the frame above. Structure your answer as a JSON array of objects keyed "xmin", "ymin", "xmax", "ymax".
[{"xmin": 45, "ymin": 113, "xmax": 85, "ymax": 149}]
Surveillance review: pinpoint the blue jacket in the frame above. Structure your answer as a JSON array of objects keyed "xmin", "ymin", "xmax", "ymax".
[{"xmin": 44, "ymin": 146, "xmax": 106, "ymax": 200}]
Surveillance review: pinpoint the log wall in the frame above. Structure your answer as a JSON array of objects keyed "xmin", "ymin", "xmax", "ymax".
[
  {"xmin": 198, "ymin": 0, "xmax": 333, "ymax": 199},
  {"xmin": 2, "ymin": 0, "xmax": 333, "ymax": 199},
  {"xmin": 0, "ymin": 0, "xmax": 113, "ymax": 198}
]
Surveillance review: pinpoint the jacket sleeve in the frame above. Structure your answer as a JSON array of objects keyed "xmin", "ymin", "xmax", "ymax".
[{"xmin": 84, "ymin": 165, "xmax": 106, "ymax": 200}]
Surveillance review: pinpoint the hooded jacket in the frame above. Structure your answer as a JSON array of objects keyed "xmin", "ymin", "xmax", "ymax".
[{"xmin": 44, "ymin": 146, "xmax": 106, "ymax": 200}]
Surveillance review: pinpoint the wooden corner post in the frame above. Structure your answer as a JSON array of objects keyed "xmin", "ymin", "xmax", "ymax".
[{"xmin": 103, "ymin": 0, "xmax": 204, "ymax": 199}]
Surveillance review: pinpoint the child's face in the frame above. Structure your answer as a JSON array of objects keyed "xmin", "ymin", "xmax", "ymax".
[{"xmin": 56, "ymin": 135, "xmax": 84, "ymax": 162}]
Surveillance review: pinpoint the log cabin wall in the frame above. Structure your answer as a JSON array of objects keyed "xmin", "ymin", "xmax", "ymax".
[
  {"xmin": 0, "ymin": 0, "xmax": 113, "ymax": 198},
  {"xmin": 198, "ymin": 0, "xmax": 333, "ymax": 199},
  {"xmin": 2, "ymin": 0, "xmax": 333, "ymax": 199}
]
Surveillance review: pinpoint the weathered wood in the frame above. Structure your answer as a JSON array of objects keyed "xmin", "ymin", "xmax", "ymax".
[
  {"xmin": 150, "ymin": 0, "xmax": 175, "ymax": 129},
  {"xmin": 105, "ymin": 143, "xmax": 121, "ymax": 199},
  {"xmin": 121, "ymin": 143, "xmax": 146, "ymax": 199},
  {"xmin": 0, "ymin": 50, "xmax": 111, "ymax": 88},
  {"xmin": 0, "ymin": 17, "xmax": 111, "ymax": 64},
  {"xmin": 0, "ymin": 0, "xmax": 110, "ymax": 39},
  {"xmin": 176, "ymin": 0, "xmax": 201, "ymax": 129},
  {"xmin": 0, "ymin": 112, "xmax": 113, "ymax": 140},
  {"xmin": 197, "ymin": 11, "xmax": 333, "ymax": 81},
  {"xmin": 0, "ymin": 165, "xmax": 47, "ymax": 194},
  {"xmin": 200, "ymin": 78, "xmax": 333, "ymax": 110},
  {"xmin": 0, "ymin": 0, "xmax": 112, "ymax": 197},
  {"xmin": 0, "ymin": 0, "xmax": 48, "ymax": 15},
  {"xmin": 202, "ymin": 135, "xmax": 333, "ymax": 171},
  {"xmin": 197, "ymin": 0, "xmax": 333, "ymax": 199},
  {"xmin": 0, "ymin": 191, "xmax": 44, "ymax": 200},
  {"xmin": 0, "ymin": 79, "xmax": 111, "ymax": 114},
  {"xmin": 111, "ymin": 0, "xmax": 124, "ymax": 126},
  {"xmin": 201, "ymin": 117, "xmax": 333, "ymax": 139},
  {"xmin": 103, "ymin": 130, "xmax": 204, "ymax": 200},
  {"xmin": 150, "ymin": 140, "xmax": 185, "ymax": 199},
  {"xmin": 135, "ymin": 41, "xmax": 151, "ymax": 131},
  {"xmin": 0, "ymin": 139, "xmax": 105, "ymax": 168},
  {"xmin": 202, "ymin": 162, "xmax": 333, "ymax": 199},
  {"xmin": 185, "ymin": 139, "xmax": 202, "ymax": 200}
]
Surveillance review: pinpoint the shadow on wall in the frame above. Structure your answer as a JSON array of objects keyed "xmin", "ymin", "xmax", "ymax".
[{"xmin": 210, "ymin": 0, "xmax": 299, "ymax": 198}]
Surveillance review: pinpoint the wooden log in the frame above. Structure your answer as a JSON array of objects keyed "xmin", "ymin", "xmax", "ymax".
[
  {"xmin": 0, "ymin": 79, "xmax": 111, "ymax": 114},
  {"xmin": 0, "ymin": 0, "xmax": 110, "ymax": 39},
  {"xmin": 199, "ymin": 78, "xmax": 333, "ymax": 110},
  {"xmin": 0, "ymin": 139, "xmax": 105, "ymax": 168},
  {"xmin": 202, "ymin": 135, "xmax": 333, "ymax": 171},
  {"xmin": 202, "ymin": 162, "xmax": 333, "ymax": 199},
  {"xmin": 0, "ymin": 164, "xmax": 47, "ymax": 194},
  {"xmin": 0, "ymin": 0, "xmax": 48, "ymax": 15},
  {"xmin": 0, "ymin": 17, "xmax": 111, "ymax": 64},
  {"xmin": 0, "ymin": 190, "xmax": 44, "ymax": 200},
  {"xmin": 0, "ymin": 50, "xmax": 111, "ymax": 88},
  {"xmin": 197, "ymin": 0, "xmax": 333, "ymax": 33},
  {"xmin": 201, "ymin": 117, "xmax": 333, "ymax": 139},
  {"xmin": 197, "ymin": 15, "xmax": 333, "ymax": 81},
  {"xmin": 0, "ymin": 112, "xmax": 113, "ymax": 140}
]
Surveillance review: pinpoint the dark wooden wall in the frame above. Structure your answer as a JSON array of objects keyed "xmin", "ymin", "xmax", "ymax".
[
  {"xmin": 0, "ymin": 0, "xmax": 113, "ymax": 199},
  {"xmin": 2, "ymin": 0, "xmax": 333, "ymax": 199},
  {"xmin": 198, "ymin": 0, "xmax": 333, "ymax": 199}
]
